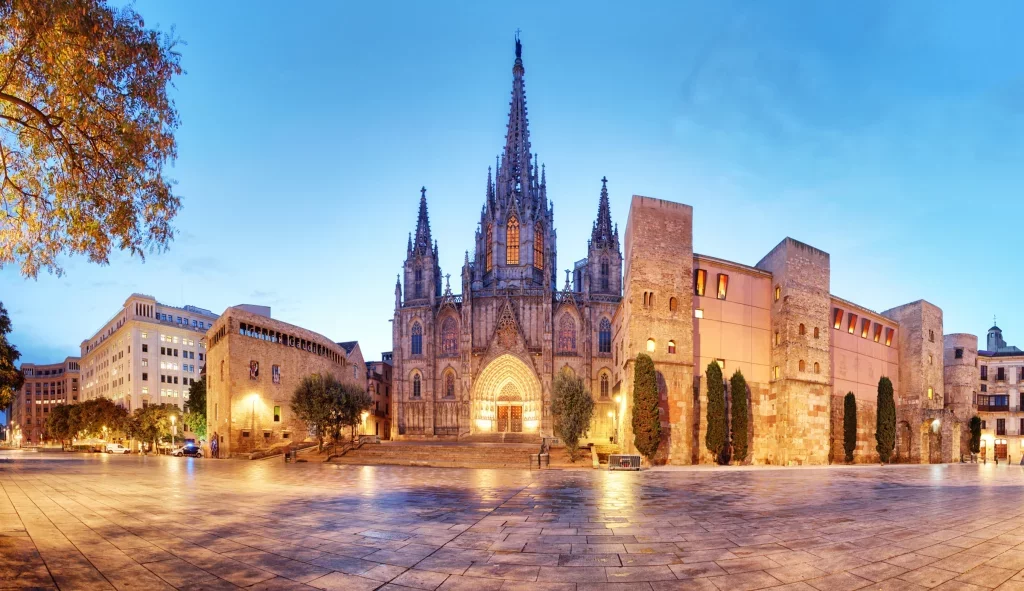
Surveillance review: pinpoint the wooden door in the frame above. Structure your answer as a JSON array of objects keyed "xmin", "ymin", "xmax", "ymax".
[
  {"xmin": 497, "ymin": 406, "xmax": 509, "ymax": 432},
  {"xmin": 995, "ymin": 439, "xmax": 1008, "ymax": 459},
  {"xmin": 510, "ymin": 405, "xmax": 523, "ymax": 433}
]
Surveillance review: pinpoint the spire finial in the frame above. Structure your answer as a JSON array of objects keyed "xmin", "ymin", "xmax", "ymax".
[
  {"xmin": 515, "ymin": 29, "xmax": 522, "ymax": 59},
  {"xmin": 564, "ymin": 269, "xmax": 571, "ymax": 290}
]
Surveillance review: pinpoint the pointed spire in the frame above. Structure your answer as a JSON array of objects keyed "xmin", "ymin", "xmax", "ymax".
[
  {"xmin": 498, "ymin": 32, "xmax": 531, "ymax": 203},
  {"xmin": 412, "ymin": 186, "xmax": 433, "ymax": 256},
  {"xmin": 592, "ymin": 176, "xmax": 614, "ymax": 246}
]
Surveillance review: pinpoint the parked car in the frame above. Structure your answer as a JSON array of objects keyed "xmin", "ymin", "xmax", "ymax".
[
  {"xmin": 172, "ymin": 443, "xmax": 203, "ymax": 458},
  {"xmin": 105, "ymin": 443, "xmax": 130, "ymax": 454}
]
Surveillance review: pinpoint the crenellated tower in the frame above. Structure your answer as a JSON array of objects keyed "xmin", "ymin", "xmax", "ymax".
[
  {"xmin": 402, "ymin": 187, "xmax": 442, "ymax": 306},
  {"xmin": 472, "ymin": 35, "xmax": 556, "ymax": 291}
]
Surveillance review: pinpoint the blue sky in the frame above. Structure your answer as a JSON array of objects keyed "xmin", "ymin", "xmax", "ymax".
[{"xmin": 3, "ymin": 0, "xmax": 1024, "ymax": 376}]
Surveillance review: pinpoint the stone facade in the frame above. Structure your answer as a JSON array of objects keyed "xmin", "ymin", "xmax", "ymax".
[
  {"xmin": 205, "ymin": 306, "xmax": 364, "ymax": 457},
  {"xmin": 968, "ymin": 326, "xmax": 1024, "ymax": 462},
  {"xmin": 365, "ymin": 355, "xmax": 393, "ymax": 440},
  {"xmin": 8, "ymin": 358, "xmax": 79, "ymax": 446}
]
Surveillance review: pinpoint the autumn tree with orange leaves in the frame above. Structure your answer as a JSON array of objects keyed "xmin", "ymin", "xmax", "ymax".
[{"xmin": 0, "ymin": 0, "xmax": 182, "ymax": 277}]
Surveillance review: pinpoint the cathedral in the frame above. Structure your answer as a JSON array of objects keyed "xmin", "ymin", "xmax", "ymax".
[{"xmin": 392, "ymin": 36, "xmax": 621, "ymax": 440}]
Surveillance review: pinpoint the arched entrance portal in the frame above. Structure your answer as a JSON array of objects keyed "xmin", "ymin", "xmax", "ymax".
[{"xmin": 472, "ymin": 354, "xmax": 543, "ymax": 435}]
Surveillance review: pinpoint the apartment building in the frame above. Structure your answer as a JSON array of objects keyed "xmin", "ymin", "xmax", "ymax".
[
  {"xmin": 8, "ymin": 358, "xmax": 80, "ymax": 445},
  {"xmin": 79, "ymin": 294, "xmax": 218, "ymax": 412},
  {"xmin": 975, "ymin": 324, "xmax": 1024, "ymax": 461},
  {"xmin": 365, "ymin": 352, "xmax": 393, "ymax": 440}
]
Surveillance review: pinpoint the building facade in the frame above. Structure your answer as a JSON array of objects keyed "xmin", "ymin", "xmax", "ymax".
[
  {"xmin": 205, "ymin": 306, "xmax": 365, "ymax": 457},
  {"xmin": 966, "ymin": 325, "xmax": 1024, "ymax": 461},
  {"xmin": 365, "ymin": 353, "xmax": 393, "ymax": 440},
  {"xmin": 393, "ymin": 37, "xmax": 621, "ymax": 441},
  {"xmin": 8, "ymin": 358, "xmax": 80, "ymax": 446},
  {"xmin": 79, "ymin": 294, "xmax": 218, "ymax": 412}
]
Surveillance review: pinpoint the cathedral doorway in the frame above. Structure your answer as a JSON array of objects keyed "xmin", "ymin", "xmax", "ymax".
[{"xmin": 472, "ymin": 354, "xmax": 543, "ymax": 435}]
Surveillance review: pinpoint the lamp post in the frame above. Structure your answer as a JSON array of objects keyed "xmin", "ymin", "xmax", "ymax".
[
  {"xmin": 170, "ymin": 414, "xmax": 176, "ymax": 451},
  {"xmin": 610, "ymin": 394, "xmax": 623, "ymax": 444}
]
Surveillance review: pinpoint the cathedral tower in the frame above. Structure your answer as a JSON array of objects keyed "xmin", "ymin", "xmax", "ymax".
[{"xmin": 403, "ymin": 187, "xmax": 441, "ymax": 306}]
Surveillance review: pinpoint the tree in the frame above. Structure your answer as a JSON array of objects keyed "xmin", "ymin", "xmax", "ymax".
[
  {"xmin": 969, "ymin": 415, "xmax": 982, "ymax": 455},
  {"xmin": 551, "ymin": 368, "xmax": 595, "ymax": 462},
  {"xmin": 875, "ymin": 376, "xmax": 895, "ymax": 463},
  {"xmin": 705, "ymin": 361, "xmax": 726, "ymax": 463},
  {"xmin": 291, "ymin": 373, "xmax": 342, "ymax": 451},
  {"xmin": 729, "ymin": 369, "xmax": 748, "ymax": 463},
  {"xmin": 0, "ymin": 302, "xmax": 23, "ymax": 411},
  {"xmin": 338, "ymin": 382, "xmax": 373, "ymax": 443},
  {"xmin": 0, "ymin": 0, "xmax": 183, "ymax": 278},
  {"xmin": 183, "ymin": 375, "xmax": 206, "ymax": 439},
  {"xmin": 843, "ymin": 392, "xmax": 857, "ymax": 463},
  {"xmin": 129, "ymin": 403, "xmax": 175, "ymax": 451},
  {"xmin": 45, "ymin": 403, "xmax": 78, "ymax": 448},
  {"xmin": 631, "ymin": 353, "xmax": 660, "ymax": 461},
  {"xmin": 76, "ymin": 397, "xmax": 128, "ymax": 439}
]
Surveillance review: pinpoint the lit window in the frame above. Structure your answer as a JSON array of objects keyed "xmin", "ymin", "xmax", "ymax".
[
  {"xmin": 485, "ymin": 224, "xmax": 493, "ymax": 272},
  {"xmin": 716, "ymin": 274, "xmax": 729, "ymax": 300},
  {"xmin": 775, "ymin": 331, "xmax": 780, "ymax": 346},
  {"xmin": 441, "ymin": 317, "xmax": 458, "ymax": 356},
  {"xmin": 694, "ymin": 309, "xmax": 704, "ymax": 319},
  {"xmin": 927, "ymin": 387, "xmax": 933, "ymax": 399},
  {"xmin": 833, "ymin": 308, "xmax": 844, "ymax": 330},
  {"xmin": 557, "ymin": 315, "xmax": 577, "ymax": 353},
  {"xmin": 860, "ymin": 318, "xmax": 870, "ymax": 339},
  {"xmin": 600, "ymin": 373, "xmax": 609, "ymax": 398},
  {"xmin": 885, "ymin": 328, "xmax": 894, "ymax": 347},
  {"xmin": 774, "ymin": 366, "xmax": 780, "ymax": 379},
  {"xmin": 716, "ymin": 359, "xmax": 725, "ymax": 370},
  {"xmin": 533, "ymin": 222, "xmax": 544, "ymax": 270},
  {"xmin": 274, "ymin": 406, "xmax": 281, "ymax": 421},
  {"xmin": 646, "ymin": 338, "xmax": 655, "ymax": 353},
  {"xmin": 141, "ymin": 332, "xmax": 147, "ymax": 339},
  {"xmin": 694, "ymin": 269, "xmax": 707, "ymax": 296},
  {"xmin": 506, "ymin": 216, "xmax": 520, "ymax": 265},
  {"xmin": 668, "ymin": 340, "xmax": 676, "ymax": 354},
  {"xmin": 846, "ymin": 313, "xmax": 857, "ymax": 334},
  {"xmin": 873, "ymin": 323, "xmax": 882, "ymax": 343},
  {"xmin": 774, "ymin": 285, "xmax": 780, "ymax": 301}
]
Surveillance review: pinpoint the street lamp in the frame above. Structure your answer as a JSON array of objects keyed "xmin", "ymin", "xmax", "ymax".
[{"xmin": 170, "ymin": 415, "xmax": 176, "ymax": 451}]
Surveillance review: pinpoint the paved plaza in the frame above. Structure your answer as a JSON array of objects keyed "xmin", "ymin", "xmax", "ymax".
[{"xmin": 2, "ymin": 452, "xmax": 1024, "ymax": 590}]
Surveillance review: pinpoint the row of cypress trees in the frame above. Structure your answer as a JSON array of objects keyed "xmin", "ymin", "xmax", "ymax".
[{"xmin": 704, "ymin": 361, "xmax": 749, "ymax": 464}]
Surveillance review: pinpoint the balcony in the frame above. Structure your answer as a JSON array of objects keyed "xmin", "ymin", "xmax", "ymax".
[{"xmin": 977, "ymin": 404, "xmax": 1010, "ymax": 412}]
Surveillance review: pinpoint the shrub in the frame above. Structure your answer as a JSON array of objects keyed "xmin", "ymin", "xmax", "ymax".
[
  {"xmin": 875, "ymin": 377, "xmax": 895, "ymax": 463},
  {"xmin": 843, "ymin": 392, "xmax": 857, "ymax": 463},
  {"xmin": 969, "ymin": 416, "xmax": 982, "ymax": 454},
  {"xmin": 729, "ymin": 369, "xmax": 748, "ymax": 462},
  {"xmin": 705, "ymin": 361, "xmax": 726, "ymax": 463},
  {"xmin": 631, "ymin": 353, "xmax": 661, "ymax": 461}
]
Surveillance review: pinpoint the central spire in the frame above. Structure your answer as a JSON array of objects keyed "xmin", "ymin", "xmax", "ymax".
[{"xmin": 499, "ymin": 33, "xmax": 532, "ymax": 205}]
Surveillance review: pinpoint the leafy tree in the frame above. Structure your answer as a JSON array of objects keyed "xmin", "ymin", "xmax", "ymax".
[
  {"xmin": 291, "ymin": 373, "xmax": 342, "ymax": 451},
  {"xmin": 183, "ymin": 375, "xmax": 206, "ymax": 439},
  {"xmin": 0, "ymin": 302, "xmax": 23, "ymax": 411},
  {"xmin": 705, "ymin": 361, "xmax": 726, "ymax": 463},
  {"xmin": 843, "ymin": 392, "xmax": 857, "ymax": 463},
  {"xmin": 129, "ymin": 403, "xmax": 176, "ymax": 451},
  {"xmin": 631, "ymin": 353, "xmax": 660, "ymax": 461},
  {"xmin": 339, "ymin": 382, "xmax": 373, "ymax": 443},
  {"xmin": 551, "ymin": 368, "xmax": 595, "ymax": 462},
  {"xmin": 76, "ymin": 397, "xmax": 129, "ymax": 439},
  {"xmin": 875, "ymin": 376, "xmax": 895, "ymax": 463},
  {"xmin": 45, "ymin": 403, "xmax": 79, "ymax": 448},
  {"xmin": 969, "ymin": 416, "xmax": 982, "ymax": 455},
  {"xmin": 0, "ymin": 0, "xmax": 183, "ymax": 278},
  {"xmin": 729, "ymin": 369, "xmax": 748, "ymax": 462}
]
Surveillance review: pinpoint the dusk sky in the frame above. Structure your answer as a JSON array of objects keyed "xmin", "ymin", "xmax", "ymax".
[{"xmin": 4, "ymin": 1, "xmax": 1024, "ymax": 373}]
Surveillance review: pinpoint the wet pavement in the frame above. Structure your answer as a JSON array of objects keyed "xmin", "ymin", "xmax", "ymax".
[{"xmin": 2, "ymin": 450, "xmax": 1024, "ymax": 590}]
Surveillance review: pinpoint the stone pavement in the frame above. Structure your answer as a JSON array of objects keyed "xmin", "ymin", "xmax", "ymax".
[{"xmin": 2, "ymin": 451, "xmax": 1024, "ymax": 590}]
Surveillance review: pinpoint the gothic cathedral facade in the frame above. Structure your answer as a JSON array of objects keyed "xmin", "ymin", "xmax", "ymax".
[{"xmin": 392, "ymin": 38, "xmax": 622, "ymax": 440}]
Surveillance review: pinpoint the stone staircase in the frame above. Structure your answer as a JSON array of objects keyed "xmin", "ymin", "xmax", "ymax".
[
  {"xmin": 459, "ymin": 433, "xmax": 542, "ymax": 444},
  {"xmin": 329, "ymin": 441, "xmax": 539, "ymax": 468}
]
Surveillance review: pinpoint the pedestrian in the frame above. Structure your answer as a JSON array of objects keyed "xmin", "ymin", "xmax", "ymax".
[{"xmin": 211, "ymin": 432, "xmax": 219, "ymax": 459}]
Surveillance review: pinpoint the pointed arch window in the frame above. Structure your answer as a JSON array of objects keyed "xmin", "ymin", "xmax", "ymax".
[
  {"xmin": 600, "ymin": 373, "xmax": 609, "ymax": 399},
  {"xmin": 414, "ymin": 269, "xmax": 423, "ymax": 299},
  {"xmin": 411, "ymin": 322, "xmax": 423, "ymax": 355},
  {"xmin": 557, "ymin": 314, "xmax": 577, "ymax": 353},
  {"xmin": 600, "ymin": 256, "xmax": 609, "ymax": 290},
  {"xmin": 444, "ymin": 370, "xmax": 456, "ymax": 399},
  {"xmin": 441, "ymin": 317, "xmax": 458, "ymax": 356},
  {"xmin": 506, "ymin": 216, "xmax": 520, "ymax": 265},
  {"xmin": 533, "ymin": 222, "xmax": 544, "ymax": 270},
  {"xmin": 485, "ymin": 224, "xmax": 493, "ymax": 272},
  {"xmin": 599, "ymin": 318, "xmax": 612, "ymax": 354},
  {"xmin": 412, "ymin": 373, "xmax": 422, "ymax": 398}
]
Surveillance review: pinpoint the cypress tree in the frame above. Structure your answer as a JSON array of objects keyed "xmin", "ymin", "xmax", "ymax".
[
  {"xmin": 969, "ymin": 416, "xmax": 982, "ymax": 455},
  {"xmin": 875, "ymin": 377, "xmax": 895, "ymax": 463},
  {"xmin": 843, "ymin": 392, "xmax": 857, "ymax": 463},
  {"xmin": 631, "ymin": 353, "xmax": 661, "ymax": 461},
  {"xmin": 705, "ymin": 361, "xmax": 726, "ymax": 463},
  {"xmin": 729, "ymin": 369, "xmax": 748, "ymax": 462}
]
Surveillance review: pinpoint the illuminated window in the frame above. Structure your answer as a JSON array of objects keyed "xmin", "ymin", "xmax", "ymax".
[
  {"xmin": 668, "ymin": 340, "xmax": 676, "ymax": 354},
  {"xmin": 274, "ymin": 406, "xmax": 281, "ymax": 422},
  {"xmin": 485, "ymin": 224, "xmax": 493, "ymax": 272},
  {"xmin": 716, "ymin": 358, "xmax": 725, "ymax": 370},
  {"xmin": 411, "ymin": 322, "xmax": 423, "ymax": 355},
  {"xmin": 860, "ymin": 318, "xmax": 870, "ymax": 339},
  {"xmin": 847, "ymin": 313, "xmax": 858, "ymax": 334},
  {"xmin": 412, "ymin": 373, "xmax": 421, "ymax": 398},
  {"xmin": 798, "ymin": 323, "xmax": 805, "ymax": 336},
  {"xmin": 533, "ymin": 222, "xmax": 544, "ymax": 270},
  {"xmin": 927, "ymin": 387, "xmax": 933, "ymax": 399},
  {"xmin": 885, "ymin": 328, "xmax": 894, "ymax": 347},
  {"xmin": 773, "ymin": 366, "xmax": 780, "ymax": 379},
  {"xmin": 669, "ymin": 297, "xmax": 678, "ymax": 311},
  {"xmin": 694, "ymin": 269, "xmax": 707, "ymax": 296},
  {"xmin": 716, "ymin": 274, "xmax": 729, "ymax": 300},
  {"xmin": 799, "ymin": 360, "xmax": 805, "ymax": 372},
  {"xmin": 813, "ymin": 362, "xmax": 820, "ymax": 374},
  {"xmin": 557, "ymin": 315, "xmax": 577, "ymax": 353},
  {"xmin": 833, "ymin": 308, "xmax": 844, "ymax": 329},
  {"xmin": 599, "ymin": 318, "xmax": 612, "ymax": 353},
  {"xmin": 694, "ymin": 309, "xmax": 704, "ymax": 319},
  {"xmin": 873, "ymin": 323, "xmax": 883, "ymax": 343},
  {"xmin": 441, "ymin": 317, "xmax": 458, "ymax": 356},
  {"xmin": 600, "ymin": 373, "xmax": 609, "ymax": 398},
  {"xmin": 775, "ymin": 331, "xmax": 780, "ymax": 346},
  {"xmin": 774, "ymin": 285, "xmax": 781, "ymax": 301},
  {"xmin": 647, "ymin": 339, "xmax": 655, "ymax": 353},
  {"xmin": 506, "ymin": 216, "xmax": 520, "ymax": 265}
]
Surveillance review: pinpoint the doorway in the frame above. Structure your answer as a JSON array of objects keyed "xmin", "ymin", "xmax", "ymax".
[
  {"xmin": 497, "ymin": 405, "xmax": 523, "ymax": 433},
  {"xmin": 995, "ymin": 439, "xmax": 1007, "ymax": 460}
]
